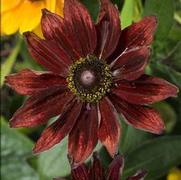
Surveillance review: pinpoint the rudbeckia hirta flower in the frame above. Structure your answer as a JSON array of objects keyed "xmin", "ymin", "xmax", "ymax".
[
  {"xmin": 54, "ymin": 153, "xmax": 147, "ymax": 180},
  {"xmin": 6, "ymin": 0, "xmax": 178, "ymax": 165},
  {"xmin": 1, "ymin": 0, "xmax": 64, "ymax": 35}
]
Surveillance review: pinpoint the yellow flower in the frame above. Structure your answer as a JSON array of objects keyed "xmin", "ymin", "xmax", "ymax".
[
  {"xmin": 1, "ymin": 0, "xmax": 64, "ymax": 35},
  {"xmin": 167, "ymin": 168, "xmax": 181, "ymax": 180}
]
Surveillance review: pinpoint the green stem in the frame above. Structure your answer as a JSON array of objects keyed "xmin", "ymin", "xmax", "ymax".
[{"xmin": 1, "ymin": 37, "xmax": 22, "ymax": 87}]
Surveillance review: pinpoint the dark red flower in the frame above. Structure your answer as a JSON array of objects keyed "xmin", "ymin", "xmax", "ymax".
[
  {"xmin": 53, "ymin": 152, "xmax": 147, "ymax": 180},
  {"xmin": 6, "ymin": 0, "xmax": 178, "ymax": 165}
]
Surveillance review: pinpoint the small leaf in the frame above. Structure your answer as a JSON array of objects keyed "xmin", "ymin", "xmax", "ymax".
[
  {"xmin": 154, "ymin": 62, "xmax": 181, "ymax": 88},
  {"xmin": 1, "ymin": 37, "xmax": 22, "ymax": 87},
  {"xmin": 143, "ymin": 0, "xmax": 174, "ymax": 40},
  {"xmin": 38, "ymin": 138, "xmax": 102, "ymax": 179},
  {"xmin": 169, "ymin": 25, "xmax": 181, "ymax": 41},
  {"xmin": 38, "ymin": 138, "xmax": 70, "ymax": 179},
  {"xmin": 119, "ymin": 119, "xmax": 153, "ymax": 154},
  {"xmin": 123, "ymin": 136, "xmax": 181, "ymax": 180},
  {"xmin": 81, "ymin": 0, "xmax": 100, "ymax": 21},
  {"xmin": 121, "ymin": 0, "xmax": 134, "ymax": 28},
  {"xmin": 1, "ymin": 117, "xmax": 38, "ymax": 180},
  {"xmin": 153, "ymin": 102, "xmax": 176, "ymax": 133}
]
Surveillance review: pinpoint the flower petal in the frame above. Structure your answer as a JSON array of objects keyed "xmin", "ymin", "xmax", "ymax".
[
  {"xmin": 24, "ymin": 32, "xmax": 71, "ymax": 76},
  {"xmin": 1, "ymin": 4, "xmax": 22, "ymax": 35},
  {"xmin": 5, "ymin": 69, "xmax": 66, "ymax": 95},
  {"xmin": 45, "ymin": 0, "xmax": 56, "ymax": 12},
  {"xmin": 10, "ymin": 88, "xmax": 74, "ymax": 128},
  {"xmin": 122, "ymin": 16, "xmax": 157, "ymax": 48},
  {"xmin": 126, "ymin": 170, "xmax": 147, "ymax": 180},
  {"xmin": 111, "ymin": 47, "xmax": 150, "ymax": 81},
  {"xmin": 41, "ymin": 0, "xmax": 97, "ymax": 59},
  {"xmin": 111, "ymin": 96, "xmax": 165, "ymax": 134},
  {"xmin": 68, "ymin": 104, "xmax": 98, "ymax": 165},
  {"xmin": 55, "ymin": 0, "xmax": 64, "ymax": 17},
  {"xmin": 2, "ymin": 0, "xmax": 21, "ymax": 13},
  {"xmin": 89, "ymin": 152, "xmax": 105, "ymax": 180},
  {"xmin": 63, "ymin": 0, "xmax": 97, "ymax": 57},
  {"xmin": 96, "ymin": 0, "xmax": 121, "ymax": 60},
  {"xmin": 41, "ymin": 9, "xmax": 80, "ymax": 60},
  {"xmin": 71, "ymin": 164, "xmax": 89, "ymax": 180},
  {"xmin": 112, "ymin": 75, "xmax": 178, "ymax": 105},
  {"xmin": 107, "ymin": 155, "xmax": 124, "ymax": 180},
  {"xmin": 98, "ymin": 97, "xmax": 121, "ymax": 157},
  {"xmin": 110, "ymin": 16, "xmax": 157, "ymax": 60},
  {"xmin": 19, "ymin": 1, "xmax": 44, "ymax": 33},
  {"xmin": 33, "ymin": 100, "xmax": 82, "ymax": 153}
]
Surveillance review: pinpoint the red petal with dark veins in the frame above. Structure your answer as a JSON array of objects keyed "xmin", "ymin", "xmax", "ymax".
[
  {"xmin": 63, "ymin": 0, "xmax": 97, "ymax": 57},
  {"xmin": 33, "ymin": 100, "xmax": 82, "ymax": 153},
  {"xmin": 89, "ymin": 152, "xmax": 105, "ymax": 180},
  {"xmin": 112, "ymin": 75, "xmax": 178, "ymax": 105},
  {"xmin": 98, "ymin": 98, "xmax": 121, "ymax": 157},
  {"xmin": 110, "ymin": 96, "xmax": 165, "ymax": 134},
  {"xmin": 111, "ymin": 47, "xmax": 150, "ymax": 81},
  {"xmin": 41, "ymin": 9, "xmax": 80, "ymax": 61},
  {"xmin": 126, "ymin": 170, "xmax": 147, "ymax": 180},
  {"xmin": 110, "ymin": 16, "xmax": 157, "ymax": 61},
  {"xmin": 10, "ymin": 88, "xmax": 74, "ymax": 128},
  {"xmin": 107, "ymin": 155, "xmax": 124, "ymax": 180},
  {"xmin": 68, "ymin": 104, "xmax": 98, "ymax": 165},
  {"xmin": 71, "ymin": 164, "xmax": 89, "ymax": 180},
  {"xmin": 121, "ymin": 16, "xmax": 157, "ymax": 49},
  {"xmin": 5, "ymin": 69, "xmax": 66, "ymax": 95},
  {"xmin": 41, "ymin": 0, "xmax": 97, "ymax": 59},
  {"xmin": 95, "ymin": 0, "xmax": 121, "ymax": 60},
  {"xmin": 24, "ymin": 32, "xmax": 71, "ymax": 76}
]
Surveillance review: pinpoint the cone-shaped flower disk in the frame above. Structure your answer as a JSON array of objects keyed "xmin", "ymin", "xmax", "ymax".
[
  {"xmin": 54, "ymin": 152, "xmax": 147, "ymax": 180},
  {"xmin": 6, "ymin": 0, "xmax": 178, "ymax": 165}
]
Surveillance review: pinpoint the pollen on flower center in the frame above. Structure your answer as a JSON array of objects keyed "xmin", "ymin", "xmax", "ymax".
[{"xmin": 67, "ymin": 55, "xmax": 112, "ymax": 103}]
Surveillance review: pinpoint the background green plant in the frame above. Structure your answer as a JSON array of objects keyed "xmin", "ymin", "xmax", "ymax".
[{"xmin": 1, "ymin": 0, "xmax": 181, "ymax": 179}]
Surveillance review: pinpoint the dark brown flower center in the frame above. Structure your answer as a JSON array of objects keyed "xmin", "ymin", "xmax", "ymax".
[{"xmin": 67, "ymin": 55, "xmax": 112, "ymax": 103}]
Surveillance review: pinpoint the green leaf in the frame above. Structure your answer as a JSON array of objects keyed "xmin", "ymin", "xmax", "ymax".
[
  {"xmin": 121, "ymin": 0, "xmax": 143, "ymax": 29},
  {"xmin": 17, "ymin": 41, "xmax": 42, "ymax": 71},
  {"xmin": 153, "ymin": 102, "xmax": 176, "ymax": 133},
  {"xmin": 1, "ymin": 117, "xmax": 38, "ymax": 180},
  {"xmin": 119, "ymin": 119, "xmax": 153, "ymax": 154},
  {"xmin": 143, "ymin": 0, "xmax": 174, "ymax": 40},
  {"xmin": 122, "ymin": 136, "xmax": 181, "ymax": 180},
  {"xmin": 169, "ymin": 24, "xmax": 181, "ymax": 41},
  {"xmin": 153, "ymin": 62, "xmax": 181, "ymax": 88},
  {"xmin": 38, "ymin": 137, "xmax": 102, "ymax": 179},
  {"xmin": 81, "ymin": 0, "xmax": 100, "ymax": 21},
  {"xmin": 121, "ymin": 0, "xmax": 134, "ymax": 28},
  {"xmin": 133, "ymin": 0, "xmax": 143, "ymax": 22},
  {"xmin": 38, "ymin": 138, "xmax": 70, "ymax": 180},
  {"xmin": 1, "ymin": 37, "xmax": 22, "ymax": 87}
]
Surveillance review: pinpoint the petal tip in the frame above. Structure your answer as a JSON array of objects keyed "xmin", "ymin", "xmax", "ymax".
[
  {"xmin": 150, "ymin": 15, "xmax": 158, "ymax": 23},
  {"xmin": 4, "ymin": 75, "xmax": 9, "ymax": 84},
  {"xmin": 41, "ymin": 8, "xmax": 50, "ymax": 15},
  {"xmin": 9, "ymin": 119, "xmax": 19, "ymax": 128},
  {"xmin": 155, "ymin": 123, "xmax": 165, "ymax": 135},
  {"xmin": 32, "ymin": 145, "xmax": 42, "ymax": 154},
  {"xmin": 9, "ymin": 120, "xmax": 23, "ymax": 128},
  {"xmin": 9, "ymin": 121, "xmax": 14, "ymax": 128},
  {"xmin": 23, "ymin": 31, "xmax": 30, "ymax": 36},
  {"xmin": 175, "ymin": 86, "xmax": 180, "ymax": 95},
  {"xmin": 68, "ymin": 155, "xmax": 81, "ymax": 169}
]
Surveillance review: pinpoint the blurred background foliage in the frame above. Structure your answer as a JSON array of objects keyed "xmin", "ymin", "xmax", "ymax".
[{"xmin": 1, "ymin": 0, "xmax": 181, "ymax": 180}]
